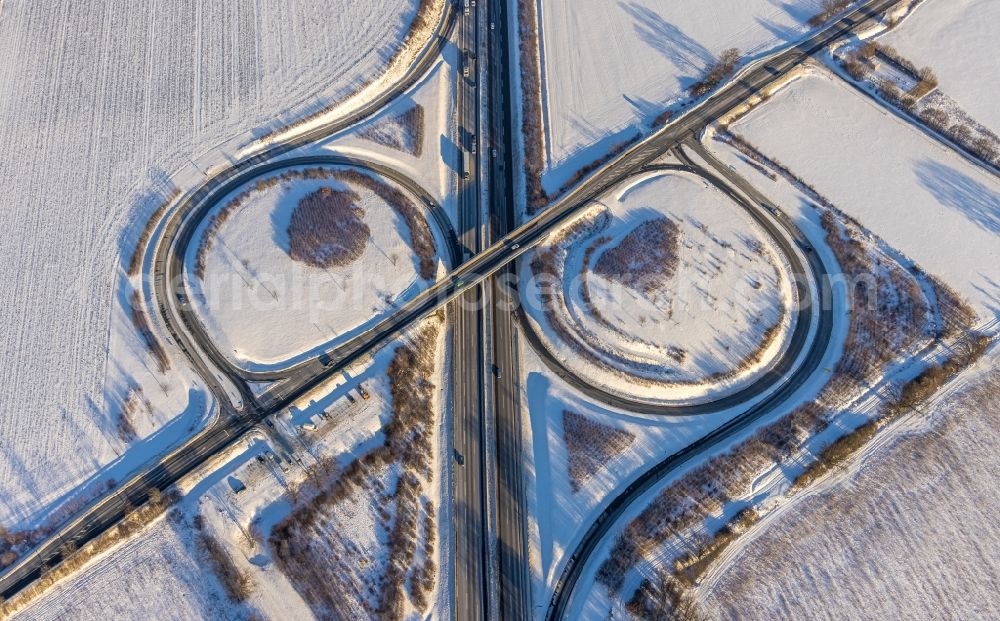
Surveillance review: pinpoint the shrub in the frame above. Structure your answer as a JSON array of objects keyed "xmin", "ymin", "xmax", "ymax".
[
  {"xmin": 626, "ymin": 568, "xmax": 700, "ymax": 621},
  {"xmin": 809, "ymin": 0, "xmax": 853, "ymax": 27},
  {"xmin": 517, "ymin": 0, "xmax": 549, "ymax": 213},
  {"xmin": 689, "ymin": 48, "xmax": 741, "ymax": 98},
  {"xmin": 198, "ymin": 532, "xmax": 256, "ymax": 602},
  {"xmin": 287, "ymin": 187, "xmax": 370, "ymax": 269},
  {"xmin": 129, "ymin": 291, "xmax": 170, "ymax": 372},
  {"xmin": 562, "ymin": 411, "xmax": 636, "ymax": 493},
  {"xmin": 127, "ymin": 188, "xmax": 179, "ymax": 276},
  {"xmin": 358, "ymin": 104, "xmax": 425, "ymax": 156},
  {"xmin": 791, "ymin": 420, "xmax": 877, "ymax": 490},
  {"xmin": 593, "ymin": 217, "xmax": 680, "ymax": 293}
]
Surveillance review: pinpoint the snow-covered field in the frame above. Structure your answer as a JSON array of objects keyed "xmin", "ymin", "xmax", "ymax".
[
  {"xmin": 0, "ymin": 0, "xmax": 426, "ymax": 529},
  {"xmin": 725, "ymin": 69, "xmax": 1000, "ymax": 319},
  {"xmin": 535, "ymin": 0, "xmax": 827, "ymax": 191},
  {"xmin": 696, "ymin": 366, "xmax": 1000, "ymax": 620},
  {"xmin": 520, "ymin": 340, "xmax": 762, "ymax": 613},
  {"xmin": 191, "ymin": 166, "xmax": 443, "ymax": 369},
  {"xmin": 882, "ymin": 0, "xmax": 1000, "ymax": 135},
  {"xmin": 11, "ymin": 320, "xmax": 449, "ymax": 619},
  {"xmin": 10, "ymin": 516, "xmax": 242, "ymax": 621},
  {"xmin": 521, "ymin": 170, "xmax": 794, "ymax": 403}
]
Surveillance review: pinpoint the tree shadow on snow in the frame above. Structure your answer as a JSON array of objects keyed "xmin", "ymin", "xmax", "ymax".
[{"xmin": 914, "ymin": 158, "xmax": 1000, "ymax": 236}]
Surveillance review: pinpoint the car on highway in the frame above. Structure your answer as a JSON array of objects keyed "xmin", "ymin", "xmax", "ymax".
[
  {"xmin": 454, "ymin": 449, "xmax": 465, "ymax": 465},
  {"xmin": 318, "ymin": 352, "xmax": 333, "ymax": 367},
  {"xmin": 795, "ymin": 239, "xmax": 814, "ymax": 253},
  {"xmin": 493, "ymin": 363, "xmax": 502, "ymax": 379}
]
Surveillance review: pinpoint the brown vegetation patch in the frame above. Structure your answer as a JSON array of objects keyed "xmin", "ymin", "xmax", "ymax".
[
  {"xmin": 196, "ymin": 166, "xmax": 438, "ymax": 280},
  {"xmin": 194, "ymin": 522, "xmax": 255, "ymax": 603},
  {"xmin": 595, "ymin": 195, "xmax": 980, "ymax": 606},
  {"xmin": 118, "ymin": 388, "xmax": 150, "ymax": 443},
  {"xmin": 129, "ymin": 290, "xmax": 170, "ymax": 373},
  {"xmin": 689, "ymin": 48, "xmax": 741, "ymax": 98},
  {"xmin": 627, "ymin": 567, "xmax": 700, "ymax": 621},
  {"xmin": 593, "ymin": 217, "xmax": 680, "ymax": 294},
  {"xmin": 127, "ymin": 188, "xmax": 179, "ymax": 277},
  {"xmin": 287, "ymin": 187, "xmax": 370, "ymax": 269},
  {"xmin": 562, "ymin": 411, "xmax": 636, "ymax": 493},
  {"xmin": 359, "ymin": 104, "xmax": 425, "ymax": 156},
  {"xmin": 270, "ymin": 321, "xmax": 441, "ymax": 619},
  {"xmin": 517, "ymin": 0, "xmax": 548, "ymax": 212}
]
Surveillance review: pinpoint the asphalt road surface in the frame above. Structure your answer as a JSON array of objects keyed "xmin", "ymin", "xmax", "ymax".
[
  {"xmin": 0, "ymin": 3, "xmax": 459, "ymax": 602},
  {"xmin": 0, "ymin": 0, "xmax": 901, "ymax": 608},
  {"xmin": 515, "ymin": 159, "xmax": 824, "ymax": 416},
  {"xmin": 450, "ymin": 2, "xmax": 491, "ymax": 620},
  {"xmin": 541, "ymin": 0, "xmax": 908, "ymax": 609},
  {"xmin": 486, "ymin": 0, "xmax": 534, "ymax": 618}
]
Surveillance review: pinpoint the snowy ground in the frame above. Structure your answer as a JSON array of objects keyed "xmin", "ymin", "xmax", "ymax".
[
  {"xmin": 724, "ymin": 69, "xmax": 1000, "ymax": 320},
  {"xmin": 535, "ymin": 0, "xmax": 827, "ymax": 192},
  {"xmin": 0, "ymin": 0, "xmax": 428, "ymax": 530},
  {"xmin": 190, "ymin": 166, "xmax": 444, "ymax": 370},
  {"xmin": 521, "ymin": 169, "xmax": 795, "ymax": 403},
  {"xmin": 696, "ymin": 363, "xmax": 1000, "ymax": 620},
  {"xmin": 321, "ymin": 47, "xmax": 463, "ymax": 228},
  {"xmin": 520, "ymin": 341, "xmax": 748, "ymax": 615},
  {"xmin": 9, "ymin": 516, "xmax": 242, "ymax": 621},
  {"xmin": 11, "ymin": 320, "xmax": 449, "ymax": 620},
  {"xmin": 881, "ymin": 0, "xmax": 1000, "ymax": 135}
]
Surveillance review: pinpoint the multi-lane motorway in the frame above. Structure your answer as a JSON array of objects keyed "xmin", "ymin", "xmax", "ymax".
[
  {"xmin": 451, "ymin": 1, "xmax": 491, "ymax": 619},
  {"xmin": 0, "ymin": 0, "xmax": 904, "ymax": 614},
  {"xmin": 486, "ymin": 0, "xmax": 533, "ymax": 618}
]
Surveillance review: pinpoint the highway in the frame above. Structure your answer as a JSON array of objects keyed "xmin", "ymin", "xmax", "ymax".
[
  {"xmin": 515, "ymin": 160, "xmax": 823, "ymax": 416},
  {"xmin": 0, "ymin": 0, "xmax": 902, "ymax": 609},
  {"xmin": 486, "ymin": 0, "xmax": 533, "ymax": 618},
  {"xmin": 538, "ymin": 142, "xmax": 839, "ymax": 621},
  {"xmin": 450, "ymin": 0, "xmax": 491, "ymax": 619},
  {"xmin": 0, "ymin": 2, "xmax": 459, "ymax": 602},
  {"xmin": 543, "ymin": 1, "xmax": 906, "ymax": 615},
  {"xmin": 246, "ymin": 0, "xmax": 902, "ymax": 416}
]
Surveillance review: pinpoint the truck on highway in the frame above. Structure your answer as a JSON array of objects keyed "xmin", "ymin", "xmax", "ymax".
[
  {"xmin": 462, "ymin": 50, "xmax": 476, "ymax": 82},
  {"xmin": 461, "ymin": 150, "xmax": 471, "ymax": 180}
]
